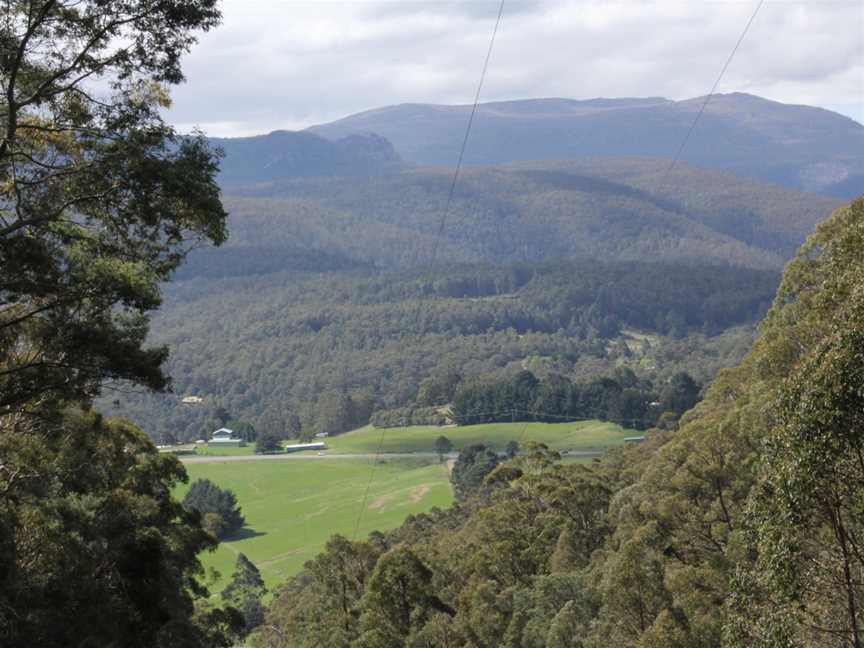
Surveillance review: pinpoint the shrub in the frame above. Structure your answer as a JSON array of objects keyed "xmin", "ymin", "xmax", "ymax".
[{"xmin": 183, "ymin": 479, "xmax": 245, "ymax": 538}]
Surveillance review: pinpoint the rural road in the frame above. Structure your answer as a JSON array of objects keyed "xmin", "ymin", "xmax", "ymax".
[{"xmin": 178, "ymin": 449, "xmax": 606, "ymax": 464}]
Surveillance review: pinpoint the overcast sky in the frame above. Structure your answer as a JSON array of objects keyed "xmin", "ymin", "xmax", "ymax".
[{"xmin": 165, "ymin": 0, "xmax": 864, "ymax": 137}]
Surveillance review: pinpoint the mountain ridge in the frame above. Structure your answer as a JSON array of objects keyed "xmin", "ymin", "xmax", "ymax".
[{"xmin": 305, "ymin": 93, "xmax": 864, "ymax": 197}]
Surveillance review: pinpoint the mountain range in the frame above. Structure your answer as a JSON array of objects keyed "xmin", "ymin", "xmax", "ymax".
[{"xmin": 304, "ymin": 93, "xmax": 863, "ymax": 198}]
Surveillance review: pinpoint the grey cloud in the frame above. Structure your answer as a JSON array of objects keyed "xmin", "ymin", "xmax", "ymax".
[
  {"xmin": 361, "ymin": 0, "xmax": 543, "ymax": 20},
  {"xmin": 166, "ymin": 0, "xmax": 864, "ymax": 136}
]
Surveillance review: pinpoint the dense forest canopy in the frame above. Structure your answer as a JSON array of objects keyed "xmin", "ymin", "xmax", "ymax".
[
  {"xmin": 446, "ymin": 367, "xmax": 701, "ymax": 430},
  {"xmin": 186, "ymin": 158, "xmax": 839, "ymax": 276}
]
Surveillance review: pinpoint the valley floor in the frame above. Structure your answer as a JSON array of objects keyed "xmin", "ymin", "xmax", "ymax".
[{"xmin": 176, "ymin": 420, "xmax": 633, "ymax": 592}]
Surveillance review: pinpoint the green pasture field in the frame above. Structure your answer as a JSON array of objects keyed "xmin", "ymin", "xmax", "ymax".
[
  {"xmin": 177, "ymin": 457, "xmax": 452, "ymax": 591},
  {"xmin": 321, "ymin": 420, "xmax": 634, "ymax": 455}
]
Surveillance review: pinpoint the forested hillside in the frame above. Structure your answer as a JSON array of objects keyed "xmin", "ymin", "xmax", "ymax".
[
  {"xmin": 309, "ymin": 93, "xmax": 864, "ymax": 198},
  {"xmin": 109, "ymin": 260, "xmax": 771, "ymax": 442},
  {"xmin": 253, "ymin": 196, "xmax": 864, "ymax": 648},
  {"xmin": 178, "ymin": 158, "xmax": 838, "ymax": 279}
]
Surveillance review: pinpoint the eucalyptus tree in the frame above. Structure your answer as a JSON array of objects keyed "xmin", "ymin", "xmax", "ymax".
[
  {"xmin": 0, "ymin": 0, "xmax": 227, "ymax": 417},
  {"xmin": 728, "ymin": 196, "xmax": 864, "ymax": 648}
]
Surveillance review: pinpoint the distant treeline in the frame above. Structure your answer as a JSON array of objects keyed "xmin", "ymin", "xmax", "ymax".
[
  {"xmin": 369, "ymin": 406, "xmax": 448, "ymax": 429},
  {"xmin": 451, "ymin": 368, "xmax": 700, "ymax": 430},
  {"xmin": 372, "ymin": 367, "xmax": 701, "ymax": 431}
]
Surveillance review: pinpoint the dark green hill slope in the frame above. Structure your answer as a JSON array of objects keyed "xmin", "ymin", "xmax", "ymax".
[
  {"xmin": 308, "ymin": 93, "xmax": 864, "ymax": 198},
  {"xmin": 189, "ymin": 158, "xmax": 837, "ymax": 277}
]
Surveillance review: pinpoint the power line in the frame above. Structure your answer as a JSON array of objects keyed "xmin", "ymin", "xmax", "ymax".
[
  {"xmin": 666, "ymin": 0, "xmax": 765, "ymax": 174},
  {"xmin": 411, "ymin": 0, "xmax": 506, "ymax": 334},
  {"xmin": 515, "ymin": 416, "xmax": 532, "ymax": 447},
  {"xmin": 352, "ymin": 0, "xmax": 506, "ymax": 541},
  {"xmin": 353, "ymin": 0, "xmax": 761, "ymax": 537},
  {"xmin": 455, "ymin": 407, "xmax": 648, "ymax": 429},
  {"xmin": 351, "ymin": 418, "xmax": 389, "ymax": 540}
]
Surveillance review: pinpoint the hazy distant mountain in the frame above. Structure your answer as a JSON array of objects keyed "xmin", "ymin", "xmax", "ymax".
[
  {"xmin": 210, "ymin": 130, "xmax": 401, "ymax": 187},
  {"xmin": 308, "ymin": 93, "xmax": 864, "ymax": 198}
]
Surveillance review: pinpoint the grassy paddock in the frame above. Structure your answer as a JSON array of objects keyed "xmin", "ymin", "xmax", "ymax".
[
  {"xmin": 321, "ymin": 420, "xmax": 633, "ymax": 455},
  {"xmin": 177, "ymin": 457, "xmax": 452, "ymax": 591}
]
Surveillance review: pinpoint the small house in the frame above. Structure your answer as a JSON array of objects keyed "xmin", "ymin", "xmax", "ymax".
[{"xmin": 209, "ymin": 427, "xmax": 243, "ymax": 447}]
